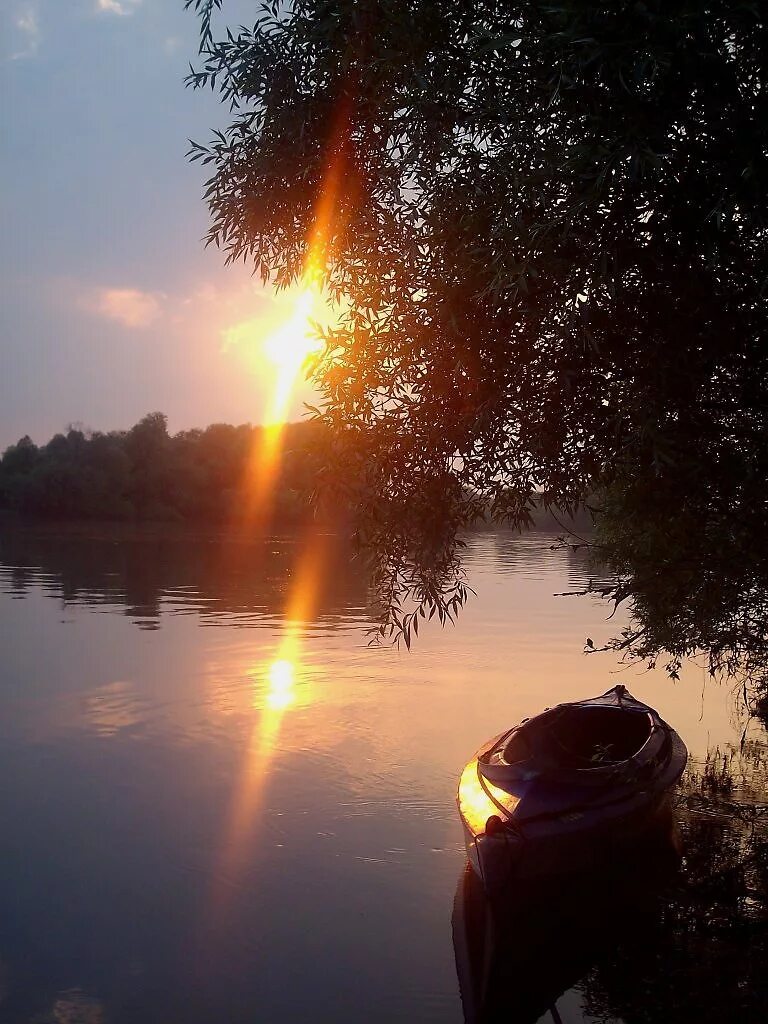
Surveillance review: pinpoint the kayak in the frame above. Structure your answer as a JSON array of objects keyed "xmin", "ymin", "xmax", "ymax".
[{"xmin": 457, "ymin": 685, "xmax": 687, "ymax": 897}]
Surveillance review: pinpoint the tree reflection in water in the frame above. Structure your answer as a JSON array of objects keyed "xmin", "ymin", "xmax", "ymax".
[
  {"xmin": 453, "ymin": 736, "xmax": 768, "ymax": 1024},
  {"xmin": 0, "ymin": 521, "xmax": 367, "ymax": 627}
]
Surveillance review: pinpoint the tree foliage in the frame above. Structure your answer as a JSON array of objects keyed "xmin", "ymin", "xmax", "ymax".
[
  {"xmin": 0, "ymin": 414, "xmax": 330, "ymax": 525},
  {"xmin": 186, "ymin": 2, "xmax": 768, "ymax": 678}
]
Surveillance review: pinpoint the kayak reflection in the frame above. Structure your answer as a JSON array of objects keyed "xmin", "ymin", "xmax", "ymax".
[{"xmin": 452, "ymin": 826, "xmax": 680, "ymax": 1024}]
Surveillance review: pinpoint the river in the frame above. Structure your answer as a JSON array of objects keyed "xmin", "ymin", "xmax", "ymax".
[{"xmin": 0, "ymin": 523, "xmax": 762, "ymax": 1023}]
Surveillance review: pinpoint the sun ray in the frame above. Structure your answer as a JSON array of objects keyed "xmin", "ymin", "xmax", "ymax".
[
  {"xmin": 206, "ymin": 529, "xmax": 336, "ymax": 929},
  {"xmin": 205, "ymin": 104, "xmax": 351, "ymax": 935},
  {"xmin": 225, "ymin": 102, "xmax": 352, "ymax": 537}
]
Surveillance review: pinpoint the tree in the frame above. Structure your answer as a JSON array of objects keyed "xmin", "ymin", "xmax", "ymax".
[
  {"xmin": 0, "ymin": 414, "xmax": 334, "ymax": 526},
  {"xmin": 186, "ymin": 2, "xmax": 768, "ymax": 681},
  {"xmin": 1, "ymin": 436, "xmax": 39, "ymax": 477}
]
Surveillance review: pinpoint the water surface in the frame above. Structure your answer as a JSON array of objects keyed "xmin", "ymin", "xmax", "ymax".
[{"xmin": 0, "ymin": 523, "xmax": 758, "ymax": 1023}]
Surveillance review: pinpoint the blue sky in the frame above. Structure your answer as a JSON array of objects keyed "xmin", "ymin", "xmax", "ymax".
[{"xmin": 1, "ymin": 1, "xmax": 312, "ymax": 448}]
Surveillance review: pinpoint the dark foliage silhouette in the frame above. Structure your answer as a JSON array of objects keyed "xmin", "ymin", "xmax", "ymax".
[
  {"xmin": 0, "ymin": 413, "xmax": 329, "ymax": 525},
  {"xmin": 186, "ymin": 1, "xmax": 768, "ymax": 690}
]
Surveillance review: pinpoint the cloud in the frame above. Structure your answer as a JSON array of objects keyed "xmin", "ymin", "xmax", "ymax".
[
  {"xmin": 17, "ymin": 6, "xmax": 38, "ymax": 40},
  {"xmin": 95, "ymin": 0, "xmax": 142, "ymax": 15},
  {"xmin": 4, "ymin": 5, "xmax": 40, "ymax": 61},
  {"xmin": 88, "ymin": 287, "xmax": 163, "ymax": 328}
]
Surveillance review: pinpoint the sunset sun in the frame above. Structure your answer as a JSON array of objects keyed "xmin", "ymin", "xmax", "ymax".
[
  {"xmin": 261, "ymin": 289, "xmax": 323, "ymax": 372},
  {"xmin": 221, "ymin": 284, "xmax": 326, "ymax": 427}
]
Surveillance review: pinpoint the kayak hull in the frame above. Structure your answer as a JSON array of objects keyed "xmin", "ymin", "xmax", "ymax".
[{"xmin": 457, "ymin": 687, "xmax": 687, "ymax": 897}]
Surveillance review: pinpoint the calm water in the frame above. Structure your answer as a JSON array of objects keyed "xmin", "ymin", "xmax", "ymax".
[{"xmin": 0, "ymin": 523, "xmax": 760, "ymax": 1023}]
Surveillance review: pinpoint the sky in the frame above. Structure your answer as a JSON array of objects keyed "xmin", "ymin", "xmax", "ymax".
[{"xmin": 0, "ymin": 0, "xmax": 317, "ymax": 449}]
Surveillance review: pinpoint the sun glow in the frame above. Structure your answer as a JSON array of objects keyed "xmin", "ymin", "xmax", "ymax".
[
  {"xmin": 222, "ymin": 284, "xmax": 325, "ymax": 419},
  {"xmin": 223, "ymin": 283, "xmax": 327, "ymax": 534},
  {"xmin": 262, "ymin": 286, "xmax": 325, "ymax": 427},
  {"xmin": 222, "ymin": 285, "xmax": 325, "ymax": 428},
  {"xmin": 261, "ymin": 290, "xmax": 322, "ymax": 371}
]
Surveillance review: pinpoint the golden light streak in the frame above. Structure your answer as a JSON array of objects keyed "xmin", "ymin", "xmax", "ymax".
[
  {"xmin": 207, "ymin": 530, "xmax": 336, "ymax": 929},
  {"xmin": 228, "ymin": 103, "xmax": 351, "ymax": 536},
  {"xmin": 206, "ymin": 100, "xmax": 351, "ymax": 934}
]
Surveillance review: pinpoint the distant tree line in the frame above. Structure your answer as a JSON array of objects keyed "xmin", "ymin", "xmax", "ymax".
[{"xmin": 0, "ymin": 413, "xmax": 330, "ymax": 524}]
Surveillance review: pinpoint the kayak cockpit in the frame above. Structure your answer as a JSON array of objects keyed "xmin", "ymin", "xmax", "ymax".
[
  {"xmin": 479, "ymin": 686, "xmax": 673, "ymax": 788},
  {"xmin": 503, "ymin": 704, "xmax": 654, "ymax": 770}
]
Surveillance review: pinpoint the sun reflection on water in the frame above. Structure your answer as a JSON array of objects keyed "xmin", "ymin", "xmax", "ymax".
[
  {"xmin": 207, "ymin": 530, "xmax": 335, "ymax": 937},
  {"xmin": 264, "ymin": 658, "xmax": 296, "ymax": 711},
  {"xmin": 207, "ymin": 653, "xmax": 298, "ymax": 926}
]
